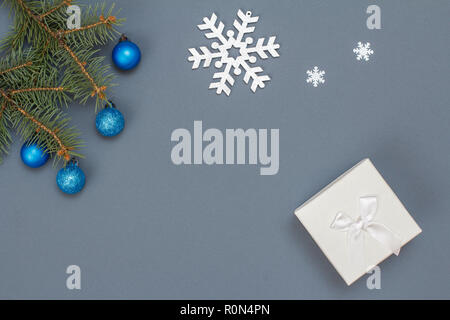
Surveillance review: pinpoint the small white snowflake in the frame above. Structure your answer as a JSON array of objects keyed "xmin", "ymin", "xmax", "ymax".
[
  {"xmin": 306, "ymin": 66, "xmax": 325, "ymax": 87},
  {"xmin": 353, "ymin": 42, "xmax": 374, "ymax": 61},
  {"xmin": 188, "ymin": 10, "xmax": 280, "ymax": 96}
]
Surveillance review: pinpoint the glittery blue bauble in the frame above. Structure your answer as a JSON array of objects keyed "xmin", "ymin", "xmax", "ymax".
[
  {"xmin": 95, "ymin": 106, "xmax": 125, "ymax": 137},
  {"xmin": 56, "ymin": 161, "xmax": 86, "ymax": 194},
  {"xmin": 112, "ymin": 38, "xmax": 141, "ymax": 70},
  {"xmin": 20, "ymin": 142, "xmax": 49, "ymax": 168}
]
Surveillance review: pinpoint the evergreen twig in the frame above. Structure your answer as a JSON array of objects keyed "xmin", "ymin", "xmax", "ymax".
[{"xmin": 0, "ymin": 0, "xmax": 123, "ymax": 165}]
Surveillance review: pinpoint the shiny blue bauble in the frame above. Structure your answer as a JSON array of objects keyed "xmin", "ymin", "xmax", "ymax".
[
  {"xmin": 95, "ymin": 102, "xmax": 125, "ymax": 137},
  {"xmin": 112, "ymin": 35, "xmax": 141, "ymax": 70},
  {"xmin": 20, "ymin": 142, "xmax": 49, "ymax": 168},
  {"xmin": 56, "ymin": 160, "xmax": 85, "ymax": 195}
]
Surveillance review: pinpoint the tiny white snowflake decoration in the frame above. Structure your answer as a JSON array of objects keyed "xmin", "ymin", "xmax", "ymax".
[
  {"xmin": 306, "ymin": 66, "xmax": 325, "ymax": 87},
  {"xmin": 188, "ymin": 10, "xmax": 280, "ymax": 96},
  {"xmin": 353, "ymin": 42, "xmax": 374, "ymax": 61}
]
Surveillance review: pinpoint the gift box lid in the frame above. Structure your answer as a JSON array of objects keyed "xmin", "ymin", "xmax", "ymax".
[{"xmin": 294, "ymin": 158, "xmax": 422, "ymax": 285}]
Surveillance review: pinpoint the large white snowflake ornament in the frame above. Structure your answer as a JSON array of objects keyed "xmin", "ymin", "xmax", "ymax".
[
  {"xmin": 353, "ymin": 42, "xmax": 374, "ymax": 61},
  {"xmin": 306, "ymin": 66, "xmax": 325, "ymax": 87},
  {"xmin": 188, "ymin": 10, "xmax": 280, "ymax": 96}
]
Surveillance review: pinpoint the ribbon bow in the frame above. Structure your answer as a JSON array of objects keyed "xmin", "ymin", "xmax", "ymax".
[{"xmin": 330, "ymin": 196, "xmax": 402, "ymax": 270}]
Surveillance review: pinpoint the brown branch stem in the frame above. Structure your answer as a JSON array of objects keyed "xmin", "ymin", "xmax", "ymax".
[
  {"xmin": 10, "ymin": 87, "xmax": 65, "ymax": 95},
  {"xmin": 39, "ymin": 0, "xmax": 72, "ymax": 19},
  {"xmin": 0, "ymin": 101, "xmax": 6, "ymax": 121},
  {"xmin": 0, "ymin": 61, "xmax": 33, "ymax": 76},
  {"xmin": 63, "ymin": 15, "xmax": 117, "ymax": 35}
]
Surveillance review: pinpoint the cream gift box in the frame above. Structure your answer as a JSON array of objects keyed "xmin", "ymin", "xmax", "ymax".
[{"xmin": 294, "ymin": 158, "xmax": 422, "ymax": 286}]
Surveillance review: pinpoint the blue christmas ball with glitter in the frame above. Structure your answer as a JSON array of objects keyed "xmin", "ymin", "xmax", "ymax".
[
  {"xmin": 112, "ymin": 35, "xmax": 141, "ymax": 70},
  {"xmin": 95, "ymin": 101, "xmax": 125, "ymax": 137},
  {"xmin": 20, "ymin": 141, "xmax": 49, "ymax": 168},
  {"xmin": 56, "ymin": 159, "xmax": 85, "ymax": 195}
]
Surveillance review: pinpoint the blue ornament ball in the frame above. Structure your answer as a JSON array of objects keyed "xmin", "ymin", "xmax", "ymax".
[
  {"xmin": 95, "ymin": 102, "xmax": 125, "ymax": 137},
  {"xmin": 20, "ymin": 142, "xmax": 49, "ymax": 168},
  {"xmin": 56, "ymin": 159, "xmax": 86, "ymax": 195},
  {"xmin": 112, "ymin": 35, "xmax": 141, "ymax": 70}
]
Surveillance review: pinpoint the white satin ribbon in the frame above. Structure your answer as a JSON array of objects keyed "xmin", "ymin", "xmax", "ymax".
[{"xmin": 330, "ymin": 196, "xmax": 402, "ymax": 270}]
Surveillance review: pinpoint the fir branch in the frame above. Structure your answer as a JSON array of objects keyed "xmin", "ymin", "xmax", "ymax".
[
  {"xmin": 46, "ymin": 2, "xmax": 123, "ymax": 48},
  {"xmin": 10, "ymin": 86, "xmax": 64, "ymax": 95},
  {"xmin": 0, "ymin": 89, "xmax": 79, "ymax": 162},
  {"xmin": 39, "ymin": 0, "xmax": 71, "ymax": 19},
  {"xmin": 16, "ymin": 0, "xmax": 60, "ymax": 39},
  {"xmin": 0, "ymin": 0, "xmax": 123, "ymax": 165},
  {"xmin": 0, "ymin": 60, "xmax": 32, "ymax": 76},
  {"xmin": 1, "ymin": 51, "xmax": 72, "ymax": 108},
  {"xmin": 15, "ymin": 0, "xmax": 115, "ymax": 104},
  {"xmin": 62, "ymin": 41, "xmax": 106, "ymax": 99},
  {"xmin": 62, "ymin": 14, "xmax": 116, "ymax": 35},
  {"xmin": 0, "ymin": 49, "xmax": 81, "ymax": 163},
  {"xmin": 55, "ymin": 46, "xmax": 114, "ymax": 105},
  {"xmin": 1, "ymin": 0, "xmax": 123, "ymax": 109}
]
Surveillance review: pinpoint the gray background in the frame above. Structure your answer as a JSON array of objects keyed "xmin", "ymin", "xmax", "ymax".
[{"xmin": 0, "ymin": 0, "xmax": 449, "ymax": 299}]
